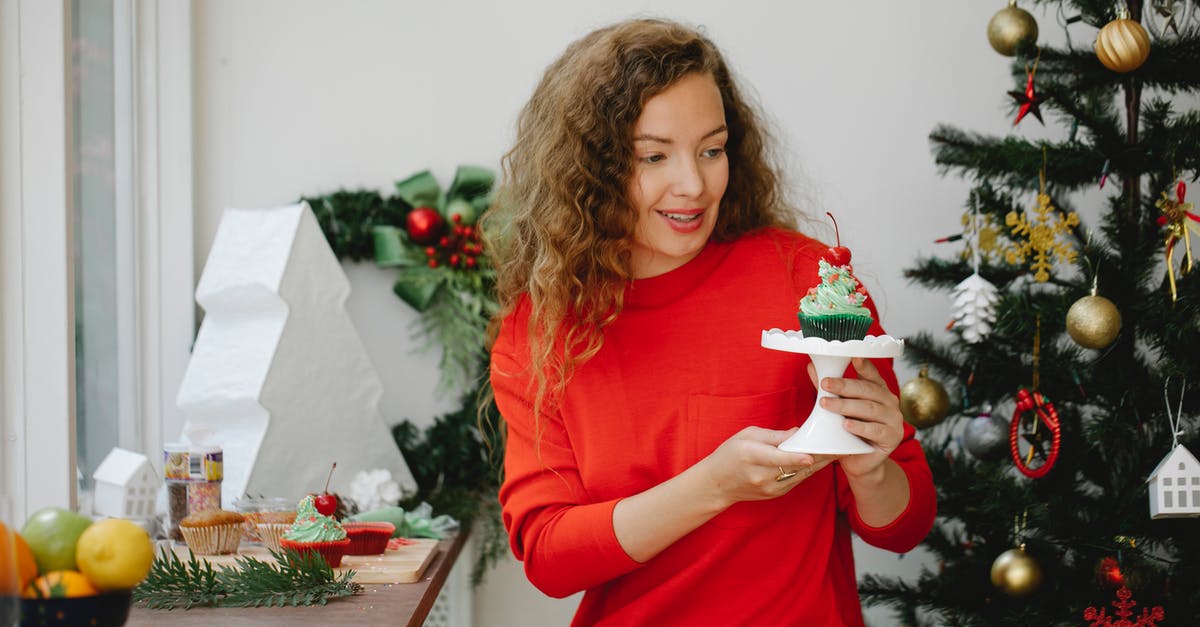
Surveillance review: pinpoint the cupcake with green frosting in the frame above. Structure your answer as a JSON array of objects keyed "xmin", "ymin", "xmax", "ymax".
[
  {"xmin": 798, "ymin": 259, "xmax": 873, "ymax": 341},
  {"xmin": 278, "ymin": 494, "xmax": 351, "ymax": 567}
]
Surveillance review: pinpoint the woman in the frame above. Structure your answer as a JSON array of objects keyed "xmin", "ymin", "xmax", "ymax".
[{"xmin": 483, "ymin": 17, "xmax": 935, "ymax": 626}]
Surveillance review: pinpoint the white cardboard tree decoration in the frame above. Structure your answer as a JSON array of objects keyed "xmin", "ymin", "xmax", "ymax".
[
  {"xmin": 176, "ymin": 202, "xmax": 416, "ymax": 508},
  {"xmin": 93, "ymin": 447, "xmax": 160, "ymax": 520},
  {"xmin": 1147, "ymin": 444, "xmax": 1200, "ymax": 519}
]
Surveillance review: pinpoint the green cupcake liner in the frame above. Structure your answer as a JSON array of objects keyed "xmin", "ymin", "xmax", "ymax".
[{"xmin": 798, "ymin": 313, "xmax": 873, "ymax": 341}]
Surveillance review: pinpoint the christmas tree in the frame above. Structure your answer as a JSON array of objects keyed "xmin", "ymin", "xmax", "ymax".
[{"xmin": 861, "ymin": 2, "xmax": 1200, "ymax": 625}]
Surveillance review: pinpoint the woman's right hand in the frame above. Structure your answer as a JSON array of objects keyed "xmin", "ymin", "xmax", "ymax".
[{"xmin": 697, "ymin": 426, "xmax": 831, "ymax": 508}]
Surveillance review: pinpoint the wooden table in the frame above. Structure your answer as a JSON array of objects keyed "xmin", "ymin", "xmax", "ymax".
[{"xmin": 126, "ymin": 531, "xmax": 468, "ymax": 626}]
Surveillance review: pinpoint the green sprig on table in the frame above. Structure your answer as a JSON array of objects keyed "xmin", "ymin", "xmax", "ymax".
[{"xmin": 133, "ymin": 547, "xmax": 361, "ymax": 609}]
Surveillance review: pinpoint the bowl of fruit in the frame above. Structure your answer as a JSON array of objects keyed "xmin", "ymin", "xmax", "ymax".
[{"xmin": 12, "ymin": 508, "xmax": 154, "ymax": 627}]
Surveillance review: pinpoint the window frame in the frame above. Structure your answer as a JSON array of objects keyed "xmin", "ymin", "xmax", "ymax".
[{"xmin": 0, "ymin": 0, "xmax": 193, "ymax": 523}]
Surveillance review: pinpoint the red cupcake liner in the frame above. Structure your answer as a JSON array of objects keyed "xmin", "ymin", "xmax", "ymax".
[
  {"xmin": 278, "ymin": 537, "xmax": 352, "ymax": 568},
  {"xmin": 342, "ymin": 522, "xmax": 396, "ymax": 555}
]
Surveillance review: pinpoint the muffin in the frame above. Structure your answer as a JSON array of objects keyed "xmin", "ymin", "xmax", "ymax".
[
  {"xmin": 233, "ymin": 496, "xmax": 295, "ymax": 543},
  {"xmin": 278, "ymin": 495, "xmax": 351, "ymax": 567},
  {"xmin": 253, "ymin": 511, "xmax": 298, "ymax": 552},
  {"xmin": 798, "ymin": 259, "xmax": 873, "ymax": 341},
  {"xmin": 342, "ymin": 522, "xmax": 396, "ymax": 555},
  {"xmin": 179, "ymin": 509, "xmax": 245, "ymax": 555}
]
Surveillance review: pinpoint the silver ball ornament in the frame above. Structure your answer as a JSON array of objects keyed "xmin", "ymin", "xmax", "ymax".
[{"xmin": 963, "ymin": 411, "xmax": 1010, "ymax": 460}]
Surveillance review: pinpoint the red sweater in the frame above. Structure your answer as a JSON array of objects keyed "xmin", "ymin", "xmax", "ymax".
[{"xmin": 492, "ymin": 229, "xmax": 936, "ymax": 626}]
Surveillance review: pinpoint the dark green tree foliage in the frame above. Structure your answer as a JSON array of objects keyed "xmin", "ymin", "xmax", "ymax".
[
  {"xmin": 862, "ymin": 2, "xmax": 1200, "ymax": 625},
  {"xmin": 302, "ymin": 190, "xmax": 411, "ymax": 261}
]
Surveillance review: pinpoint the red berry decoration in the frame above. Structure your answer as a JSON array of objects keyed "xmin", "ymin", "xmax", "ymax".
[
  {"xmin": 312, "ymin": 462, "xmax": 338, "ymax": 516},
  {"xmin": 406, "ymin": 206, "xmax": 445, "ymax": 245},
  {"xmin": 822, "ymin": 212, "xmax": 852, "ymax": 267}
]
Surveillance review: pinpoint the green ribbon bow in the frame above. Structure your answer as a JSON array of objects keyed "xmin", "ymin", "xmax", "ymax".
[{"xmin": 372, "ymin": 165, "xmax": 494, "ymax": 311}]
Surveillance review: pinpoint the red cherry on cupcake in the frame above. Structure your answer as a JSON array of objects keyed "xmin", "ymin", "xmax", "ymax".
[
  {"xmin": 312, "ymin": 461, "xmax": 338, "ymax": 516},
  {"xmin": 822, "ymin": 211, "xmax": 852, "ymax": 267}
]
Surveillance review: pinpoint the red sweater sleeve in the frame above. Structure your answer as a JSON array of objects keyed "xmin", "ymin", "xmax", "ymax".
[{"xmin": 492, "ymin": 307, "xmax": 642, "ymax": 598}]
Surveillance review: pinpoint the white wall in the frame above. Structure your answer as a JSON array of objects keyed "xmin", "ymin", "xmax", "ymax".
[{"xmin": 191, "ymin": 2, "xmax": 1071, "ymax": 624}]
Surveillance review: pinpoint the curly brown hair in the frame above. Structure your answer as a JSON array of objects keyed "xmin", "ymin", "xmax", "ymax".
[{"xmin": 483, "ymin": 17, "xmax": 798, "ymax": 416}]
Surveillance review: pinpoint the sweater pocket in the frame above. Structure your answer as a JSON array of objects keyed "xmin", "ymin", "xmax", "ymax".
[{"xmin": 687, "ymin": 387, "xmax": 801, "ymax": 529}]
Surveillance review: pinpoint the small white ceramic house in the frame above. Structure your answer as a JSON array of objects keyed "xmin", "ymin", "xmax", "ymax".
[
  {"xmin": 93, "ymin": 447, "xmax": 161, "ymax": 520},
  {"xmin": 1146, "ymin": 444, "xmax": 1200, "ymax": 519}
]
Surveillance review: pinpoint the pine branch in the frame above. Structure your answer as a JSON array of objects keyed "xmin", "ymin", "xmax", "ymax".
[
  {"xmin": 133, "ymin": 547, "xmax": 224, "ymax": 610},
  {"xmin": 132, "ymin": 547, "xmax": 361, "ymax": 610},
  {"xmin": 303, "ymin": 190, "xmax": 410, "ymax": 262},
  {"xmin": 217, "ymin": 549, "xmax": 360, "ymax": 608}
]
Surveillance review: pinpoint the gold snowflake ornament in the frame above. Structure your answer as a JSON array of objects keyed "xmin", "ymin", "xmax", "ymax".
[
  {"xmin": 960, "ymin": 211, "xmax": 1005, "ymax": 265},
  {"xmin": 1005, "ymin": 188, "xmax": 1079, "ymax": 282}
]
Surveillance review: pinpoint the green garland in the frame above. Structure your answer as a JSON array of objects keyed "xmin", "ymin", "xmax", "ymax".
[{"xmin": 303, "ymin": 165, "xmax": 504, "ymax": 583}]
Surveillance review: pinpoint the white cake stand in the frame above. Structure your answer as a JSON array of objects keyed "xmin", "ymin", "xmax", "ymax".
[{"xmin": 761, "ymin": 329, "xmax": 905, "ymax": 455}]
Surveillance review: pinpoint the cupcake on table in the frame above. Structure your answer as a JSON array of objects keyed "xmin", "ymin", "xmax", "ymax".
[{"xmin": 278, "ymin": 495, "xmax": 351, "ymax": 567}]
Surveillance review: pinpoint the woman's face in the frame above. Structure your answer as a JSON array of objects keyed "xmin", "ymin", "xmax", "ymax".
[{"xmin": 627, "ymin": 72, "xmax": 729, "ymax": 279}]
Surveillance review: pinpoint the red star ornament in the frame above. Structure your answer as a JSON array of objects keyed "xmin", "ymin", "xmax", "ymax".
[{"xmin": 1008, "ymin": 69, "xmax": 1044, "ymax": 126}]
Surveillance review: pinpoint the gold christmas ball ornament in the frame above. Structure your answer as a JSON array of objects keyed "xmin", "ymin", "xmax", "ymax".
[
  {"xmin": 900, "ymin": 367, "xmax": 950, "ymax": 429},
  {"xmin": 1096, "ymin": 16, "xmax": 1151, "ymax": 72},
  {"xmin": 988, "ymin": 1, "xmax": 1039, "ymax": 56},
  {"xmin": 1066, "ymin": 293, "xmax": 1121, "ymax": 349},
  {"xmin": 991, "ymin": 545, "xmax": 1043, "ymax": 598}
]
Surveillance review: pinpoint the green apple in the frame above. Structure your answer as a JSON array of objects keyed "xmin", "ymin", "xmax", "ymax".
[{"xmin": 21, "ymin": 507, "xmax": 93, "ymax": 573}]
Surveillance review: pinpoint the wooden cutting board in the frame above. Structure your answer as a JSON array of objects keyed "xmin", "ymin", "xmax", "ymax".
[{"xmin": 166, "ymin": 538, "xmax": 441, "ymax": 584}]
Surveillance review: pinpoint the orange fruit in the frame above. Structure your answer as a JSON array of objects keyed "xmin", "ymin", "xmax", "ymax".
[
  {"xmin": 1, "ymin": 521, "xmax": 39, "ymax": 594},
  {"xmin": 23, "ymin": 570, "xmax": 98, "ymax": 599}
]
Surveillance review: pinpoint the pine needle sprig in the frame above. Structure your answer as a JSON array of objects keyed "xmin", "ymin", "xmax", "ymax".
[
  {"xmin": 133, "ymin": 547, "xmax": 361, "ymax": 610},
  {"xmin": 217, "ymin": 549, "xmax": 361, "ymax": 608},
  {"xmin": 133, "ymin": 547, "xmax": 224, "ymax": 609}
]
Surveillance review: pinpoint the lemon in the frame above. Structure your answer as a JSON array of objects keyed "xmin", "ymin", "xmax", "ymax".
[{"xmin": 74, "ymin": 518, "xmax": 154, "ymax": 591}]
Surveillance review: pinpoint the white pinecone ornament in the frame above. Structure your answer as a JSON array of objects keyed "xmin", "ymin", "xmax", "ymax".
[{"xmin": 951, "ymin": 273, "xmax": 999, "ymax": 343}]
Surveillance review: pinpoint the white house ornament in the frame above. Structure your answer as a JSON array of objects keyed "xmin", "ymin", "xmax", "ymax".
[
  {"xmin": 950, "ymin": 273, "xmax": 999, "ymax": 343},
  {"xmin": 1147, "ymin": 381, "xmax": 1199, "ymax": 518},
  {"xmin": 1146, "ymin": 444, "xmax": 1200, "ymax": 518},
  {"xmin": 92, "ymin": 447, "xmax": 161, "ymax": 521}
]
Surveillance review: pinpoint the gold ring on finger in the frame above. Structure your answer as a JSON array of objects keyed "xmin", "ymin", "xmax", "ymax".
[{"xmin": 775, "ymin": 466, "xmax": 799, "ymax": 482}]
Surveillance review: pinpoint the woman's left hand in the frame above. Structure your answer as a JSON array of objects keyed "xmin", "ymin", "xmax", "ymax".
[{"xmin": 808, "ymin": 357, "xmax": 904, "ymax": 481}]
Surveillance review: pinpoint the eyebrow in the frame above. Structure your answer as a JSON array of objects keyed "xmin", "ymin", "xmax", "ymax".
[{"xmin": 633, "ymin": 125, "xmax": 728, "ymax": 144}]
